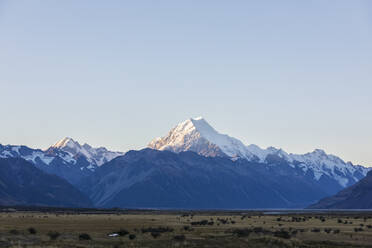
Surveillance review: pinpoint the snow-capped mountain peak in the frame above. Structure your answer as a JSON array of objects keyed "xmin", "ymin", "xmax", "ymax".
[
  {"xmin": 52, "ymin": 137, "xmax": 79, "ymax": 149},
  {"xmin": 148, "ymin": 117, "xmax": 256, "ymax": 159},
  {"xmin": 148, "ymin": 117, "xmax": 370, "ymax": 188},
  {"xmin": 48, "ymin": 137, "xmax": 124, "ymax": 167}
]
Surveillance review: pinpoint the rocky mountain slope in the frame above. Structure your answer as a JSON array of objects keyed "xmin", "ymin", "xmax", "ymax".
[
  {"xmin": 0, "ymin": 138, "xmax": 123, "ymax": 185},
  {"xmin": 0, "ymin": 157, "xmax": 92, "ymax": 207},
  {"xmin": 308, "ymin": 171, "xmax": 372, "ymax": 209},
  {"xmin": 149, "ymin": 117, "xmax": 369, "ymax": 189},
  {"xmin": 80, "ymin": 148, "xmax": 344, "ymax": 209}
]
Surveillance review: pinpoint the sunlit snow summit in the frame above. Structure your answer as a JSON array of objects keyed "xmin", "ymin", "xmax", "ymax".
[{"xmin": 149, "ymin": 117, "xmax": 369, "ymax": 188}]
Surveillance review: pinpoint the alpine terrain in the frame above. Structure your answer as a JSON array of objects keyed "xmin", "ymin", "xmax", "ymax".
[
  {"xmin": 149, "ymin": 117, "xmax": 369, "ymax": 190},
  {"xmin": 0, "ymin": 138, "xmax": 123, "ymax": 185},
  {"xmin": 308, "ymin": 170, "xmax": 372, "ymax": 209},
  {"xmin": 0, "ymin": 157, "xmax": 92, "ymax": 207}
]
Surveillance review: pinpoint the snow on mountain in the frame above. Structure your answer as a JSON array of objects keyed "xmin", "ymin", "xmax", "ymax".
[
  {"xmin": 148, "ymin": 117, "xmax": 257, "ymax": 160},
  {"xmin": 0, "ymin": 138, "xmax": 124, "ymax": 185},
  {"xmin": 148, "ymin": 117, "xmax": 370, "ymax": 187},
  {"xmin": 0, "ymin": 144, "xmax": 56, "ymax": 165},
  {"xmin": 50, "ymin": 137, "xmax": 124, "ymax": 167}
]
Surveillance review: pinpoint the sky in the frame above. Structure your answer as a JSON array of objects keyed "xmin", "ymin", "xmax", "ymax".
[{"xmin": 0, "ymin": 0, "xmax": 371, "ymax": 166}]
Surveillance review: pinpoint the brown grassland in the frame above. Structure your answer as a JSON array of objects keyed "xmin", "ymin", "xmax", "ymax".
[{"xmin": 1, "ymin": 208, "xmax": 372, "ymax": 247}]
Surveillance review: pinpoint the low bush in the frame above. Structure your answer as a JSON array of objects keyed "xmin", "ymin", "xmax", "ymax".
[
  {"xmin": 191, "ymin": 220, "xmax": 213, "ymax": 226},
  {"xmin": 173, "ymin": 235, "xmax": 186, "ymax": 241},
  {"xmin": 354, "ymin": 227, "xmax": 363, "ymax": 232},
  {"xmin": 129, "ymin": 234, "xmax": 136, "ymax": 240},
  {"xmin": 142, "ymin": 227, "xmax": 174, "ymax": 233},
  {"xmin": 117, "ymin": 229, "xmax": 129, "ymax": 237},
  {"xmin": 28, "ymin": 227, "xmax": 37, "ymax": 235},
  {"xmin": 47, "ymin": 231, "xmax": 60, "ymax": 240},
  {"xmin": 151, "ymin": 232, "xmax": 161, "ymax": 239},
  {"xmin": 324, "ymin": 228, "xmax": 332, "ymax": 234},
  {"xmin": 9, "ymin": 229, "xmax": 19, "ymax": 235},
  {"xmin": 231, "ymin": 228, "xmax": 252, "ymax": 237},
  {"xmin": 79, "ymin": 233, "xmax": 91, "ymax": 240},
  {"xmin": 183, "ymin": 226, "xmax": 191, "ymax": 231},
  {"xmin": 274, "ymin": 230, "xmax": 291, "ymax": 239}
]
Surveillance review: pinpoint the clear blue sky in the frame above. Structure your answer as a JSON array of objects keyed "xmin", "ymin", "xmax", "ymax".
[{"xmin": 0, "ymin": 0, "xmax": 371, "ymax": 165}]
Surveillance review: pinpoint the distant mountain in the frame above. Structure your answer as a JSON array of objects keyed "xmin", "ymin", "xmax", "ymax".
[
  {"xmin": 0, "ymin": 138, "xmax": 124, "ymax": 185},
  {"xmin": 49, "ymin": 137, "xmax": 124, "ymax": 167},
  {"xmin": 80, "ymin": 148, "xmax": 344, "ymax": 209},
  {"xmin": 0, "ymin": 118, "xmax": 369, "ymax": 210},
  {"xmin": 308, "ymin": 171, "xmax": 372, "ymax": 209},
  {"xmin": 149, "ymin": 117, "xmax": 369, "ymax": 189},
  {"xmin": 0, "ymin": 157, "xmax": 92, "ymax": 207}
]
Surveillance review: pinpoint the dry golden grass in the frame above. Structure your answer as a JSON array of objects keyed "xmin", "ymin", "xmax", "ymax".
[{"xmin": 1, "ymin": 210, "xmax": 372, "ymax": 247}]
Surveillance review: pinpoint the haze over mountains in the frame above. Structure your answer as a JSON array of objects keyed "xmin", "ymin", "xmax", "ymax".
[{"xmin": 0, "ymin": 117, "xmax": 370, "ymax": 209}]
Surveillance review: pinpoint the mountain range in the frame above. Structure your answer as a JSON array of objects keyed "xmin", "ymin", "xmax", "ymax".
[
  {"xmin": 148, "ymin": 117, "xmax": 369, "ymax": 189},
  {"xmin": 0, "ymin": 117, "xmax": 370, "ymax": 208},
  {"xmin": 308, "ymin": 170, "xmax": 372, "ymax": 209},
  {"xmin": 80, "ymin": 148, "xmax": 341, "ymax": 209},
  {"xmin": 0, "ymin": 157, "xmax": 91, "ymax": 207},
  {"xmin": 0, "ymin": 138, "xmax": 123, "ymax": 185}
]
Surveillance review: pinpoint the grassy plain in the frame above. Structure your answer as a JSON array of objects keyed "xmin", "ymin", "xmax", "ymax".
[{"xmin": 1, "ymin": 208, "xmax": 372, "ymax": 247}]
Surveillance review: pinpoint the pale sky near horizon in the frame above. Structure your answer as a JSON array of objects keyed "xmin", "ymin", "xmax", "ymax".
[{"xmin": 0, "ymin": 1, "xmax": 371, "ymax": 166}]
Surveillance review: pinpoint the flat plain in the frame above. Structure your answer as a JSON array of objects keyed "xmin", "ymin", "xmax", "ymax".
[{"xmin": 1, "ymin": 208, "xmax": 372, "ymax": 248}]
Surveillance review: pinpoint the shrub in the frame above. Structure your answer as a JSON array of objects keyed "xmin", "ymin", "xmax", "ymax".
[
  {"xmin": 354, "ymin": 227, "xmax": 363, "ymax": 232},
  {"xmin": 28, "ymin": 227, "xmax": 37, "ymax": 235},
  {"xmin": 151, "ymin": 232, "xmax": 161, "ymax": 238},
  {"xmin": 47, "ymin": 231, "xmax": 60, "ymax": 240},
  {"xmin": 274, "ymin": 230, "xmax": 291, "ymax": 239},
  {"xmin": 117, "ymin": 229, "xmax": 129, "ymax": 237},
  {"xmin": 191, "ymin": 220, "xmax": 211, "ymax": 226},
  {"xmin": 129, "ymin": 234, "xmax": 136, "ymax": 240},
  {"xmin": 311, "ymin": 228, "xmax": 321, "ymax": 233},
  {"xmin": 9, "ymin": 229, "xmax": 19, "ymax": 235},
  {"xmin": 231, "ymin": 228, "xmax": 252, "ymax": 237},
  {"xmin": 333, "ymin": 229, "xmax": 340, "ymax": 234},
  {"xmin": 324, "ymin": 228, "xmax": 332, "ymax": 234},
  {"xmin": 79, "ymin": 233, "xmax": 91, "ymax": 240},
  {"xmin": 253, "ymin": 227, "xmax": 264, "ymax": 234},
  {"xmin": 141, "ymin": 227, "xmax": 173, "ymax": 233},
  {"xmin": 173, "ymin": 235, "xmax": 186, "ymax": 241}
]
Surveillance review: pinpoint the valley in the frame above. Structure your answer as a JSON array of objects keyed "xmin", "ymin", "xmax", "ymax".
[{"xmin": 1, "ymin": 208, "xmax": 372, "ymax": 247}]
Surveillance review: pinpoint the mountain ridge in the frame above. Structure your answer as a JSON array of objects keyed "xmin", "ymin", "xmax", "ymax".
[
  {"xmin": 80, "ymin": 148, "xmax": 337, "ymax": 209},
  {"xmin": 308, "ymin": 170, "xmax": 372, "ymax": 209},
  {"xmin": 148, "ymin": 117, "xmax": 370, "ymax": 188},
  {"xmin": 0, "ymin": 157, "xmax": 92, "ymax": 207},
  {"xmin": 0, "ymin": 138, "xmax": 124, "ymax": 185}
]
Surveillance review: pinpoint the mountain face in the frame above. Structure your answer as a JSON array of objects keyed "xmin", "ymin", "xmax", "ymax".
[
  {"xmin": 49, "ymin": 137, "xmax": 124, "ymax": 167},
  {"xmin": 0, "ymin": 157, "xmax": 92, "ymax": 207},
  {"xmin": 149, "ymin": 117, "xmax": 370, "ymax": 189},
  {"xmin": 308, "ymin": 171, "xmax": 372, "ymax": 209},
  {"xmin": 80, "ymin": 148, "xmax": 346, "ymax": 209},
  {"xmin": 0, "ymin": 138, "xmax": 123, "ymax": 185}
]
